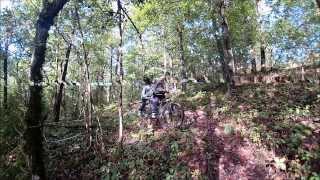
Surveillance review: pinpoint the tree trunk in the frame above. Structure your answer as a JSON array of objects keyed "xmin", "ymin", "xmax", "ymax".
[
  {"xmin": 216, "ymin": 38, "xmax": 234, "ymax": 93},
  {"xmin": 53, "ymin": 33, "xmax": 73, "ymax": 122},
  {"xmin": 251, "ymin": 57, "xmax": 257, "ymax": 74},
  {"xmin": 117, "ymin": 0, "xmax": 124, "ymax": 142},
  {"xmin": 301, "ymin": 64, "xmax": 305, "ymax": 81},
  {"xmin": 75, "ymin": 3, "xmax": 93, "ymax": 146},
  {"xmin": 255, "ymin": 0, "xmax": 267, "ymax": 73},
  {"xmin": 3, "ymin": 39, "xmax": 9, "ymax": 110},
  {"xmin": 260, "ymin": 45, "xmax": 266, "ymax": 72},
  {"xmin": 217, "ymin": 1, "xmax": 235, "ymax": 95},
  {"xmin": 316, "ymin": 0, "xmax": 320, "ymax": 9},
  {"xmin": 177, "ymin": 22, "xmax": 187, "ymax": 91},
  {"xmin": 24, "ymin": 0, "xmax": 69, "ymax": 179},
  {"xmin": 162, "ymin": 28, "xmax": 168, "ymax": 73},
  {"xmin": 108, "ymin": 47, "xmax": 113, "ymax": 103}
]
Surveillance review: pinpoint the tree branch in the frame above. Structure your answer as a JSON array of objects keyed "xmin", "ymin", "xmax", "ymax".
[{"xmin": 120, "ymin": 6, "xmax": 143, "ymax": 41}]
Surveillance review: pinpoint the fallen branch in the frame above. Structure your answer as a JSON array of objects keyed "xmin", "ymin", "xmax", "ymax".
[{"xmin": 45, "ymin": 133, "xmax": 85, "ymax": 144}]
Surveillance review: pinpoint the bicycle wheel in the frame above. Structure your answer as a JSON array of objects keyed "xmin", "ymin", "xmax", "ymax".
[{"xmin": 163, "ymin": 102, "xmax": 184, "ymax": 128}]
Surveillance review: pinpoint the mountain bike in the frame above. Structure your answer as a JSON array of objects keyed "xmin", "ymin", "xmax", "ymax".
[{"xmin": 139, "ymin": 97, "xmax": 189, "ymax": 129}]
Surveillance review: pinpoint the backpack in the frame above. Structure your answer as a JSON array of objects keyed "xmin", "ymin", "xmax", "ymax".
[{"xmin": 152, "ymin": 80, "xmax": 166, "ymax": 96}]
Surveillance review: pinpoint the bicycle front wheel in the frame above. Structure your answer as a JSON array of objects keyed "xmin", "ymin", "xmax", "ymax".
[{"xmin": 166, "ymin": 103, "xmax": 185, "ymax": 128}]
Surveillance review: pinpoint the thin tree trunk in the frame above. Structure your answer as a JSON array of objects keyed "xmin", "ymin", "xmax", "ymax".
[
  {"xmin": 251, "ymin": 56, "xmax": 257, "ymax": 74},
  {"xmin": 75, "ymin": 3, "xmax": 93, "ymax": 146},
  {"xmin": 54, "ymin": 46, "xmax": 60, "ymax": 96},
  {"xmin": 255, "ymin": 0, "xmax": 267, "ymax": 73},
  {"xmin": 3, "ymin": 39, "xmax": 8, "ymax": 110},
  {"xmin": 82, "ymin": 54, "xmax": 93, "ymax": 147},
  {"xmin": 24, "ymin": 0, "xmax": 69, "ymax": 179},
  {"xmin": 108, "ymin": 47, "xmax": 113, "ymax": 103},
  {"xmin": 260, "ymin": 45, "xmax": 266, "ymax": 72},
  {"xmin": 316, "ymin": 0, "xmax": 320, "ymax": 9},
  {"xmin": 53, "ymin": 32, "xmax": 73, "ymax": 122},
  {"xmin": 162, "ymin": 28, "xmax": 168, "ymax": 73},
  {"xmin": 301, "ymin": 63, "xmax": 305, "ymax": 81},
  {"xmin": 177, "ymin": 22, "xmax": 187, "ymax": 91},
  {"xmin": 117, "ymin": 0, "xmax": 124, "ymax": 142}
]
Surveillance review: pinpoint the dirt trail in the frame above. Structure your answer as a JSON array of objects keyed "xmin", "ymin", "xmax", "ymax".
[
  {"xmin": 185, "ymin": 109, "xmax": 287, "ymax": 179},
  {"xmin": 123, "ymin": 108, "xmax": 286, "ymax": 179}
]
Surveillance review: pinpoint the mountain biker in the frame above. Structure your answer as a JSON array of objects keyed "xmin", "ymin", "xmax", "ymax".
[
  {"xmin": 151, "ymin": 72, "xmax": 170, "ymax": 118},
  {"xmin": 138, "ymin": 76, "xmax": 153, "ymax": 117}
]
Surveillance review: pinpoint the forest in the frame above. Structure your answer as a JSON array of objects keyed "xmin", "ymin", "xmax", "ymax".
[{"xmin": 0, "ymin": 0, "xmax": 319, "ymax": 179}]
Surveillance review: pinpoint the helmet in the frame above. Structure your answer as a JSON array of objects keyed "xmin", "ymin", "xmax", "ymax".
[{"xmin": 143, "ymin": 76, "xmax": 151, "ymax": 84}]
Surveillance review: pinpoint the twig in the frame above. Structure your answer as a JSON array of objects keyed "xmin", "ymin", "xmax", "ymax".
[
  {"xmin": 46, "ymin": 133, "xmax": 85, "ymax": 144},
  {"xmin": 93, "ymin": 105, "xmax": 106, "ymax": 153},
  {"xmin": 45, "ymin": 119, "xmax": 84, "ymax": 126}
]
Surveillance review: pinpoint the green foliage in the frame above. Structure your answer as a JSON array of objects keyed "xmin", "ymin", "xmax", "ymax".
[
  {"xmin": 219, "ymin": 83, "xmax": 320, "ymax": 178},
  {"xmin": 223, "ymin": 124, "xmax": 235, "ymax": 135},
  {"xmin": 173, "ymin": 91, "xmax": 211, "ymax": 110},
  {"xmin": 0, "ymin": 95, "xmax": 28, "ymax": 179},
  {"xmin": 99, "ymin": 140, "xmax": 191, "ymax": 179},
  {"xmin": 228, "ymin": 0, "xmax": 257, "ymax": 46}
]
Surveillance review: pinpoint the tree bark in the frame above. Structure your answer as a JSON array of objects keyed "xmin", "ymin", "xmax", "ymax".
[
  {"xmin": 216, "ymin": 38, "xmax": 234, "ymax": 93},
  {"xmin": 217, "ymin": 1, "xmax": 235, "ymax": 95},
  {"xmin": 177, "ymin": 22, "xmax": 187, "ymax": 91},
  {"xmin": 3, "ymin": 39, "xmax": 9, "ymax": 110},
  {"xmin": 24, "ymin": 0, "xmax": 69, "ymax": 179},
  {"xmin": 117, "ymin": 0, "xmax": 124, "ymax": 142},
  {"xmin": 316, "ymin": 0, "xmax": 320, "ymax": 9},
  {"xmin": 260, "ymin": 45, "xmax": 266, "ymax": 72},
  {"xmin": 251, "ymin": 56, "xmax": 257, "ymax": 74},
  {"xmin": 108, "ymin": 47, "xmax": 113, "ymax": 103},
  {"xmin": 255, "ymin": 0, "xmax": 267, "ymax": 73},
  {"xmin": 53, "ymin": 31, "xmax": 73, "ymax": 122}
]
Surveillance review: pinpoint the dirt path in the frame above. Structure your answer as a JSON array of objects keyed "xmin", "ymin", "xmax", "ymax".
[
  {"xmin": 122, "ymin": 108, "xmax": 286, "ymax": 179},
  {"xmin": 185, "ymin": 109, "xmax": 287, "ymax": 179}
]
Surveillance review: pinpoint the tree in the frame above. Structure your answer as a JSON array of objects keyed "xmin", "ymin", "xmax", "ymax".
[
  {"xmin": 24, "ymin": 0, "xmax": 69, "ymax": 179},
  {"xmin": 74, "ymin": 1, "xmax": 95, "ymax": 146},
  {"xmin": 177, "ymin": 21, "xmax": 187, "ymax": 91},
  {"xmin": 2, "ymin": 38, "xmax": 9, "ymax": 110},
  {"xmin": 255, "ymin": 0, "xmax": 266, "ymax": 73},
  {"xmin": 108, "ymin": 47, "xmax": 114, "ymax": 103},
  {"xmin": 117, "ymin": 0, "xmax": 124, "ymax": 142},
  {"xmin": 214, "ymin": 0, "xmax": 235, "ymax": 94},
  {"xmin": 131, "ymin": 0, "xmax": 195, "ymax": 88},
  {"xmin": 0, "ymin": 10, "xmax": 15, "ymax": 110},
  {"xmin": 53, "ymin": 29, "xmax": 74, "ymax": 122}
]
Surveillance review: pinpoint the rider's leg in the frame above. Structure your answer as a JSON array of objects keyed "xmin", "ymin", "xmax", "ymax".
[
  {"xmin": 139, "ymin": 99, "xmax": 147, "ymax": 116},
  {"xmin": 139, "ymin": 99, "xmax": 147, "ymax": 111},
  {"xmin": 151, "ymin": 96, "xmax": 159, "ymax": 117}
]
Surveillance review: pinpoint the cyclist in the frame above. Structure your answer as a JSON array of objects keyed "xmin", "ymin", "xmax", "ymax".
[
  {"xmin": 138, "ymin": 76, "xmax": 153, "ymax": 117},
  {"xmin": 151, "ymin": 72, "xmax": 170, "ymax": 118}
]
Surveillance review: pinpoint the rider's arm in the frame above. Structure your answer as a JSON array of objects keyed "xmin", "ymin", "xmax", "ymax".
[
  {"xmin": 142, "ymin": 85, "xmax": 153, "ymax": 99},
  {"xmin": 141, "ymin": 86, "xmax": 147, "ymax": 99}
]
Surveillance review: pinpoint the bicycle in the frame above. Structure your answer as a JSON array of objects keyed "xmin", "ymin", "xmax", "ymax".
[{"xmin": 139, "ymin": 96, "xmax": 190, "ymax": 129}]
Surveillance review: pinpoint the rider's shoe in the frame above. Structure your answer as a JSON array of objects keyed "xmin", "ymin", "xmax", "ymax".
[{"xmin": 138, "ymin": 111, "xmax": 143, "ymax": 117}]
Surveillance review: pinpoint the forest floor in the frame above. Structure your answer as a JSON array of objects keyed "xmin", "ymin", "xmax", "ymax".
[{"xmin": 43, "ymin": 82, "xmax": 320, "ymax": 179}]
